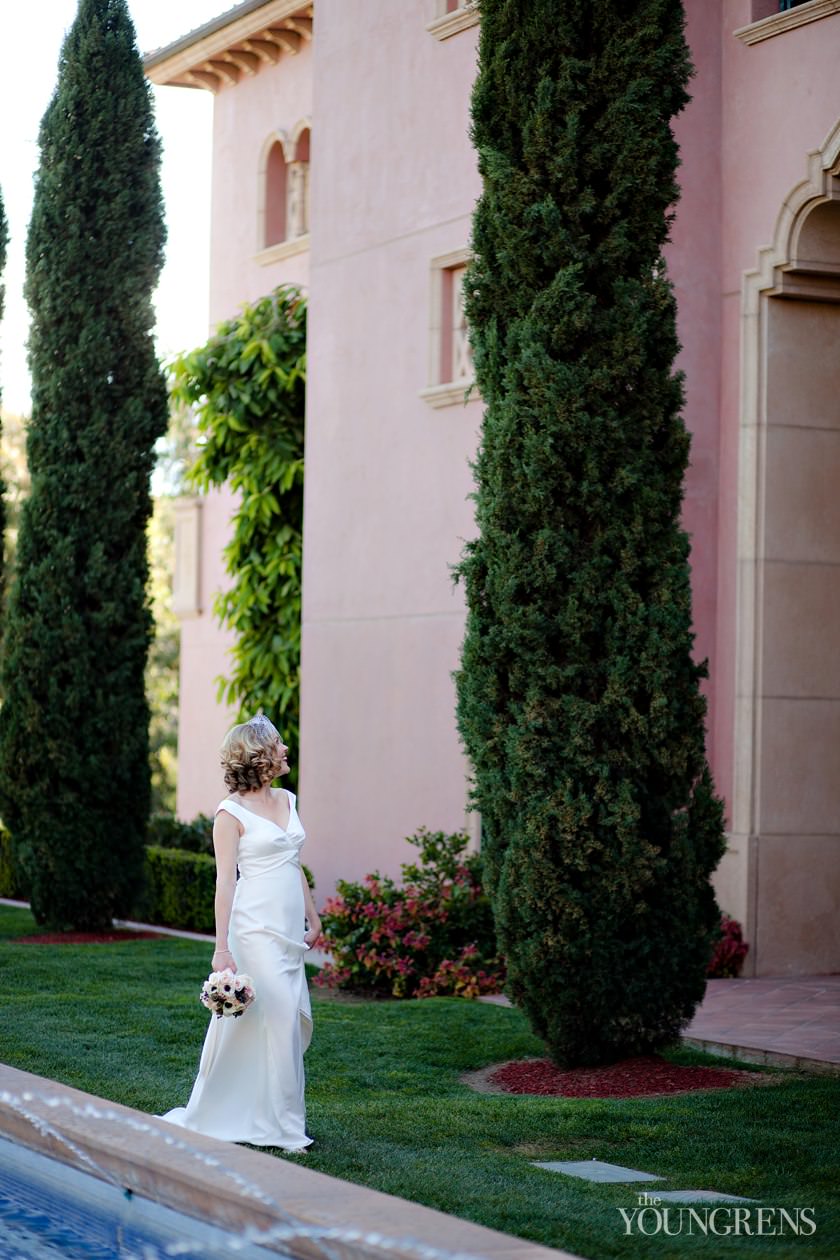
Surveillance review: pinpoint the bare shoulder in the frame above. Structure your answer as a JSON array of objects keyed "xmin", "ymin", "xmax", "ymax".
[{"xmin": 213, "ymin": 805, "xmax": 243, "ymax": 838}]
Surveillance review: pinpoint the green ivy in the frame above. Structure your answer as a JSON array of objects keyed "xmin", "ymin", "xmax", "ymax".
[{"xmin": 170, "ymin": 286, "xmax": 306, "ymax": 773}]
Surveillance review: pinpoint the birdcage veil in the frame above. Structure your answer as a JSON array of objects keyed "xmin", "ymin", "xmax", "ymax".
[{"xmin": 246, "ymin": 710, "xmax": 280, "ymax": 740}]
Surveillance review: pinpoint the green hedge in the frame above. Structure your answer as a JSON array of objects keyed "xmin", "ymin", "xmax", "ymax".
[
  {"xmin": 147, "ymin": 813, "xmax": 214, "ymax": 854},
  {"xmin": 0, "ymin": 827, "xmax": 28, "ymax": 899},
  {"xmin": 3, "ymin": 826, "xmax": 314, "ymax": 935},
  {"xmin": 133, "ymin": 846, "xmax": 315, "ymax": 935},
  {"xmin": 135, "ymin": 846, "xmax": 217, "ymax": 933}
]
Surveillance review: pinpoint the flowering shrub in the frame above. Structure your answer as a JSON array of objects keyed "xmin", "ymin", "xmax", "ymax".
[
  {"xmin": 314, "ymin": 828, "xmax": 505, "ymax": 998},
  {"xmin": 707, "ymin": 914, "xmax": 749, "ymax": 978}
]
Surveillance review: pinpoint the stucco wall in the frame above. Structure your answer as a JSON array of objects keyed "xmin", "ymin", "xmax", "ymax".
[
  {"xmin": 176, "ymin": 37, "xmax": 313, "ymax": 820},
  {"xmin": 170, "ymin": 0, "xmax": 840, "ymax": 976},
  {"xmin": 299, "ymin": 0, "xmax": 483, "ymax": 897}
]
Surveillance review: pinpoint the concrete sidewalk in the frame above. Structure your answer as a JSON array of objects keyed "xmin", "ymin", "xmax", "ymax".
[{"xmin": 0, "ymin": 898, "xmax": 333, "ymax": 969}]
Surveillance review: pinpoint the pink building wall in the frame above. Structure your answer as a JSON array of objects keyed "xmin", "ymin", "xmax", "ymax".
[
  {"xmin": 667, "ymin": 0, "xmax": 723, "ymax": 769},
  {"xmin": 153, "ymin": 0, "xmax": 840, "ymax": 974},
  {"xmin": 715, "ymin": 0, "xmax": 840, "ymax": 819},
  {"xmin": 300, "ymin": 1, "xmax": 484, "ymax": 897},
  {"xmin": 714, "ymin": 0, "xmax": 840, "ymax": 972}
]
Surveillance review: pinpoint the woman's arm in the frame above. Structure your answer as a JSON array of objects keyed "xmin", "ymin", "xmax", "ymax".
[
  {"xmin": 211, "ymin": 811, "xmax": 240, "ymax": 973},
  {"xmin": 300, "ymin": 866, "xmax": 322, "ymax": 947}
]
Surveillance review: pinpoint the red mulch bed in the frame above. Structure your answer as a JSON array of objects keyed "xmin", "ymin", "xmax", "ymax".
[
  {"xmin": 12, "ymin": 929, "xmax": 166, "ymax": 945},
  {"xmin": 488, "ymin": 1054, "xmax": 757, "ymax": 1098}
]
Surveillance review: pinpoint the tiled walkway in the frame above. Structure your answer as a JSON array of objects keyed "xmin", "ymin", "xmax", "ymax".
[
  {"xmin": 684, "ymin": 975, "xmax": 840, "ymax": 1071},
  {"xmin": 481, "ymin": 975, "xmax": 840, "ymax": 1071}
]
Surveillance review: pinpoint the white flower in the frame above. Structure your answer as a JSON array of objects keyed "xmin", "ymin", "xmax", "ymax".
[{"xmin": 200, "ymin": 968, "xmax": 254, "ymax": 1016}]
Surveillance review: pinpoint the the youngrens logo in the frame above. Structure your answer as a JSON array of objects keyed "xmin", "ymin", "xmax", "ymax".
[{"xmin": 618, "ymin": 1193, "xmax": 816, "ymax": 1237}]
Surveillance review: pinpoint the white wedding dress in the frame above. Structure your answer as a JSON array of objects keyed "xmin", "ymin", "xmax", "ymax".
[{"xmin": 158, "ymin": 790, "xmax": 314, "ymax": 1150}]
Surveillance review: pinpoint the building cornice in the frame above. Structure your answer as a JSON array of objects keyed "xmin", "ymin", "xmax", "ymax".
[{"xmin": 144, "ymin": 0, "xmax": 313, "ymax": 92}]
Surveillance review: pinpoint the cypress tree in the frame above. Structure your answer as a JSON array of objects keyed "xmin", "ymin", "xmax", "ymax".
[
  {"xmin": 0, "ymin": 190, "xmax": 8, "ymax": 607},
  {"xmin": 0, "ymin": 0, "xmax": 167, "ymax": 929},
  {"xmin": 455, "ymin": 0, "xmax": 726, "ymax": 1066}
]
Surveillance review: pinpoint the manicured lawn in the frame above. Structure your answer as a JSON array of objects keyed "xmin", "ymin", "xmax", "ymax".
[{"xmin": 1, "ymin": 904, "xmax": 837, "ymax": 1258}]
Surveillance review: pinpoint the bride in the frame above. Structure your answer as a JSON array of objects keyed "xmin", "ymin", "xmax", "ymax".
[{"xmin": 159, "ymin": 712, "xmax": 321, "ymax": 1152}]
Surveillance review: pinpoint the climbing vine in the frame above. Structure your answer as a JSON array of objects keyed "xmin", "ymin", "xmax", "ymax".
[{"xmin": 170, "ymin": 285, "xmax": 306, "ymax": 775}]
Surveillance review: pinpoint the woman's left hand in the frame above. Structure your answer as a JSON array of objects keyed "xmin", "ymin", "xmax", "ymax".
[{"xmin": 304, "ymin": 920, "xmax": 322, "ymax": 948}]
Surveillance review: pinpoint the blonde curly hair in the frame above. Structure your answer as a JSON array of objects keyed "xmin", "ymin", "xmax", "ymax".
[{"xmin": 220, "ymin": 715, "xmax": 285, "ymax": 793}]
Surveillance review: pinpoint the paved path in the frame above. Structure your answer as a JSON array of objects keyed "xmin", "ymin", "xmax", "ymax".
[
  {"xmin": 684, "ymin": 975, "xmax": 840, "ymax": 1071},
  {"xmin": 481, "ymin": 975, "xmax": 840, "ymax": 1071}
]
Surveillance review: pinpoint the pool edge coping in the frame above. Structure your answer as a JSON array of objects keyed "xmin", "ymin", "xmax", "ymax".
[{"xmin": 0, "ymin": 1061, "xmax": 578, "ymax": 1260}]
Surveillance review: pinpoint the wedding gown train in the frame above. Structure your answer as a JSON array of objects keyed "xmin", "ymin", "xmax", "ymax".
[{"xmin": 157, "ymin": 790, "xmax": 313, "ymax": 1150}]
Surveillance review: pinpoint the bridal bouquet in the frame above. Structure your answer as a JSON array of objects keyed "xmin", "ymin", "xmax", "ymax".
[{"xmin": 200, "ymin": 969, "xmax": 256, "ymax": 1019}]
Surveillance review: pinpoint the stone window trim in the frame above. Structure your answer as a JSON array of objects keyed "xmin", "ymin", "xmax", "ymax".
[
  {"xmin": 255, "ymin": 235, "xmax": 310, "ymax": 267},
  {"xmin": 426, "ymin": 0, "xmax": 479, "ymax": 42},
  {"xmin": 256, "ymin": 119, "xmax": 311, "ymax": 259},
  {"xmin": 735, "ymin": 0, "xmax": 840, "ymax": 46},
  {"xmin": 419, "ymin": 247, "xmax": 481, "ymax": 410}
]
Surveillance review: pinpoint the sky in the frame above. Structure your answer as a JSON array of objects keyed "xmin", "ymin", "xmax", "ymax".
[{"xmin": 0, "ymin": 1, "xmax": 216, "ymax": 416}]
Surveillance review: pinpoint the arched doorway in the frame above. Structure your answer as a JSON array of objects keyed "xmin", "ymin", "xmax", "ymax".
[{"xmin": 733, "ymin": 132, "xmax": 840, "ymax": 975}]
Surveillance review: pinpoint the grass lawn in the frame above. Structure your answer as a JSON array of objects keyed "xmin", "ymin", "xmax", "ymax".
[{"xmin": 0, "ymin": 903, "xmax": 837, "ymax": 1259}]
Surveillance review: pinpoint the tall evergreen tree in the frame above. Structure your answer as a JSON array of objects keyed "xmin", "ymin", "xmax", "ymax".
[
  {"xmin": 0, "ymin": 190, "xmax": 8, "ymax": 608},
  {"xmin": 0, "ymin": 0, "xmax": 167, "ymax": 929},
  {"xmin": 455, "ymin": 0, "xmax": 726, "ymax": 1066}
]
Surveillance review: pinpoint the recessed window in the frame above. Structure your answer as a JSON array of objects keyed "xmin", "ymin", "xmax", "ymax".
[
  {"xmin": 751, "ymin": 0, "xmax": 810, "ymax": 14},
  {"xmin": 287, "ymin": 126, "xmax": 311, "ymax": 239},
  {"xmin": 256, "ymin": 125, "xmax": 312, "ymax": 263},
  {"xmin": 441, "ymin": 264, "xmax": 473, "ymax": 385},
  {"xmin": 265, "ymin": 141, "xmax": 287, "ymax": 247},
  {"xmin": 419, "ymin": 249, "xmax": 478, "ymax": 409}
]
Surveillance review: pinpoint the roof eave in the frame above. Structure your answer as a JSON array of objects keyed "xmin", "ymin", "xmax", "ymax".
[{"xmin": 144, "ymin": 0, "xmax": 313, "ymax": 92}]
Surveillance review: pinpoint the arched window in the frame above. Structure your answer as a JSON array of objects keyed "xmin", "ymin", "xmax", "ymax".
[
  {"xmin": 264, "ymin": 140, "xmax": 287, "ymax": 247},
  {"xmin": 287, "ymin": 126, "xmax": 311, "ymax": 239}
]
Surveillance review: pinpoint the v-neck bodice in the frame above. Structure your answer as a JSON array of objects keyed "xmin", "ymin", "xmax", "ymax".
[{"xmin": 215, "ymin": 791, "xmax": 305, "ymax": 880}]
